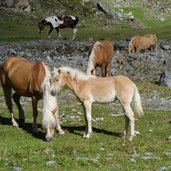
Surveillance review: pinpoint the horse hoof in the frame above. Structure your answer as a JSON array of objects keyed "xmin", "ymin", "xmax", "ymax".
[
  {"xmin": 128, "ymin": 137, "xmax": 133, "ymax": 141},
  {"xmin": 59, "ymin": 131, "xmax": 65, "ymax": 135},
  {"xmin": 83, "ymin": 133, "xmax": 91, "ymax": 139},
  {"xmin": 12, "ymin": 122, "xmax": 19, "ymax": 128}
]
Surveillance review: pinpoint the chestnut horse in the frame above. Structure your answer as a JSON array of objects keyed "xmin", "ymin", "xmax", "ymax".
[
  {"xmin": 87, "ymin": 40, "xmax": 114, "ymax": 77},
  {"xmin": 0, "ymin": 56, "xmax": 63, "ymax": 140},
  {"xmin": 52, "ymin": 67, "xmax": 144, "ymax": 141},
  {"xmin": 128, "ymin": 34, "xmax": 157, "ymax": 53},
  {"xmin": 38, "ymin": 15, "xmax": 79, "ymax": 41}
]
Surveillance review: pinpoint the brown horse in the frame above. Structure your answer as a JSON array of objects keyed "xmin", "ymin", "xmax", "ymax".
[
  {"xmin": 87, "ymin": 40, "xmax": 114, "ymax": 77},
  {"xmin": 0, "ymin": 56, "xmax": 63, "ymax": 140},
  {"xmin": 128, "ymin": 34, "xmax": 157, "ymax": 53},
  {"xmin": 52, "ymin": 67, "xmax": 144, "ymax": 141}
]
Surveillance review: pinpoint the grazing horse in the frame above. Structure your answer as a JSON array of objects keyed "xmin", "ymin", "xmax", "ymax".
[
  {"xmin": 52, "ymin": 67, "xmax": 144, "ymax": 141},
  {"xmin": 0, "ymin": 56, "xmax": 63, "ymax": 140},
  {"xmin": 41, "ymin": 76, "xmax": 64, "ymax": 141},
  {"xmin": 38, "ymin": 15, "xmax": 79, "ymax": 41},
  {"xmin": 87, "ymin": 40, "xmax": 114, "ymax": 77},
  {"xmin": 128, "ymin": 34, "xmax": 157, "ymax": 53}
]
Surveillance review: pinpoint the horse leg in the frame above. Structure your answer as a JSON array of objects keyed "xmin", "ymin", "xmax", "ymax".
[
  {"xmin": 55, "ymin": 110, "xmax": 65, "ymax": 135},
  {"xmin": 106, "ymin": 63, "xmax": 111, "ymax": 77},
  {"xmin": 13, "ymin": 93, "xmax": 25, "ymax": 123},
  {"xmin": 72, "ymin": 28, "xmax": 77, "ymax": 41},
  {"xmin": 55, "ymin": 28, "xmax": 62, "ymax": 39},
  {"xmin": 123, "ymin": 115, "xmax": 129, "ymax": 141},
  {"xmin": 102, "ymin": 63, "xmax": 106, "ymax": 77},
  {"xmin": 2, "ymin": 85, "xmax": 19, "ymax": 127},
  {"xmin": 122, "ymin": 104, "xmax": 135, "ymax": 141},
  {"xmin": 48, "ymin": 26, "xmax": 53, "ymax": 38},
  {"xmin": 32, "ymin": 96, "xmax": 38, "ymax": 132},
  {"xmin": 83, "ymin": 100, "xmax": 92, "ymax": 139}
]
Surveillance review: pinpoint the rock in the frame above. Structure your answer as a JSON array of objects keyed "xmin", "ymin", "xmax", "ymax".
[
  {"xmin": 12, "ymin": 166, "xmax": 22, "ymax": 171},
  {"xmin": 2, "ymin": 0, "xmax": 32, "ymax": 12},
  {"xmin": 46, "ymin": 160, "xmax": 57, "ymax": 165}
]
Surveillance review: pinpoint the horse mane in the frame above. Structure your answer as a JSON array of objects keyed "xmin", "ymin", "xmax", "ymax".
[
  {"xmin": 59, "ymin": 67, "xmax": 95, "ymax": 81},
  {"xmin": 89, "ymin": 41, "xmax": 102, "ymax": 62},
  {"xmin": 41, "ymin": 63, "xmax": 52, "ymax": 91}
]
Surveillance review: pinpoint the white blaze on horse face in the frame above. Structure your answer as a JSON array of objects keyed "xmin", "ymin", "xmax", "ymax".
[{"xmin": 45, "ymin": 16, "xmax": 64, "ymax": 28}]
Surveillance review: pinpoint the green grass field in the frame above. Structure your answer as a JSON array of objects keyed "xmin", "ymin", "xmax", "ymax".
[
  {"xmin": 0, "ymin": 2, "xmax": 171, "ymax": 170},
  {"xmin": 0, "ymin": 84, "xmax": 171, "ymax": 171}
]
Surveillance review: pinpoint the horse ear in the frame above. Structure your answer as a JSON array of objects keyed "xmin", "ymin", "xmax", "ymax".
[
  {"xmin": 58, "ymin": 69, "xmax": 61, "ymax": 74},
  {"xmin": 66, "ymin": 71, "xmax": 70, "ymax": 76}
]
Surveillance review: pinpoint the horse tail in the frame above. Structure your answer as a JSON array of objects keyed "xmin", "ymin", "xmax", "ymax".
[{"xmin": 133, "ymin": 84, "xmax": 144, "ymax": 117}]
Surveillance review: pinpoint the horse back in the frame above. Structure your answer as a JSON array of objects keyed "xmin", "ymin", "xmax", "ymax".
[
  {"xmin": 0, "ymin": 56, "xmax": 45, "ymax": 97},
  {"xmin": 59, "ymin": 15, "xmax": 79, "ymax": 28},
  {"xmin": 94, "ymin": 40, "xmax": 114, "ymax": 65},
  {"xmin": 113, "ymin": 75, "xmax": 135, "ymax": 100}
]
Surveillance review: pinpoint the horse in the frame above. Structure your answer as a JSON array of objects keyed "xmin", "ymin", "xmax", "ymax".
[
  {"xmin": 87, "ymin": 40, "xmax": 114, "ymax": 77},
  {"xmin": 0, "ymin": 56, "xmax": 64, "ymax": 140},
  {"xmin": 128, "ymin": 34, "xmax": 157, "ymax": 53},
  {"xmin": 38, "ymin": 15, "xmax": 79, "ymax": 41},
  {"xmin": 41, "ymin": 76, "xmax": 64, "ymax": 141},
  {"xmin": 52, "ymin": 66, "xmax": 144, "ymax": 141}
]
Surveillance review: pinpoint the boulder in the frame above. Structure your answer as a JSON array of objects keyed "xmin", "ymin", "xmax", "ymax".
[{"xmin": 1, "ymin": 0, "xmax": 32, "ymax": 12}]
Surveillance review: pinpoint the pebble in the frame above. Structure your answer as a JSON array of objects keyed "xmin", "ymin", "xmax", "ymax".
[{"xmin": 46, "ymin": 160, "xmax": 57, "ymax": 165}]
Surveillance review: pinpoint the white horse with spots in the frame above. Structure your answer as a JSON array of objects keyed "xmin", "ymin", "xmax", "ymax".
[
  {"xmin": 52, "ymin": 67, "xmax": 144, "ymax": 141},
  {"xmin": 38, "ymin": 15, "xmax": 79, "ymax": 41}
]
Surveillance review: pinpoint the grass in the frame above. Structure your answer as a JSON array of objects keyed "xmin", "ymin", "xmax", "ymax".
[
  {"xmin": 0, "ymin": 3, "xmax": 171, "ymax": 42},
  {"xmin": 0, "ymin": 84, "xmax": 171, "ymax": 171},
  {"xmin": 0, "ymin": 2, "xmax": 171, "ymax": 170}
]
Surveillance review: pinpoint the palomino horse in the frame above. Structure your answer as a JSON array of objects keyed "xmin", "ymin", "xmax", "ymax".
[
  {"xmin": 87, "ymin": 40, "xmax": 114, "ymax": 77},
  {"xmin": 0, "ymin": 56, "xmax": 64, "ymax": 140},
  {"xmin": 52, "ymin": 67, "xmax": 144, "ymax": 141},
  {"xmin": 128, "ymin": 34, "xmax": 157, "ymax": 53},
  {"xmin": 41, "ymin": 76, "xmax": 64, "ymax": 141},
  {"xmin": 38, "ymin": 15, "xmax": 79, "ymax": 41}
]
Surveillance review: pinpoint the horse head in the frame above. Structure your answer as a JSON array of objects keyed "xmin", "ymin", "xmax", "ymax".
[
  {"xmin": 41, "ymin": 76, "xmax": 58, "ymax": 141},
  {"xmin": 52, "ymin": 68, "xmax": 66, "ymax": 92},
  {"xmin": 37, "ymin": 20, "xmax": 46, "ymax": 33}
]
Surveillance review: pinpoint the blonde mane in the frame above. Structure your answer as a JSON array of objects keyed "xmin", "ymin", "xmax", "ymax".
[
  {"xmin": 90, "ymin": 41, "xmax": 102, "ymax": 60},
  {"xmin": 41, "ymin": 63, "xmax": 52, "ymax": 91},
  {"xmin": 58, "ymin": 67, "xmax": 95, "ymax": 81}
]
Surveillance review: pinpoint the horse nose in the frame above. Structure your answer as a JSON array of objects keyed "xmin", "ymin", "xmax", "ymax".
[
  {"xmin": 51, "ymin": 89, "xmax": 57, "ymax": 96},
  {"xmin": 45, "ymin": 135, "xmax": 53, "ymax": 141}
]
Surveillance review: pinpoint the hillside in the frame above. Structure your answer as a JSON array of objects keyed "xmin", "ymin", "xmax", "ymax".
[{"xmin": 0, "ymin": 0, "xmax": 171, "ymax": 41}]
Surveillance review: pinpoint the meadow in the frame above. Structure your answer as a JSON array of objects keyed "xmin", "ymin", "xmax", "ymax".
[
  {"xmin": 0, "ymin": 83, "xmax": 171, "ymax": 171},
  {"xmin": 0, "ymin": 2, "xmax": 171, "ymax": 170}
]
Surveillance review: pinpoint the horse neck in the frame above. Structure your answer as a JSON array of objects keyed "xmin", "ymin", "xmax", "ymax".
[{"xmin": 65, "ymin": 76, "xmax": 81, "ymax": 93}]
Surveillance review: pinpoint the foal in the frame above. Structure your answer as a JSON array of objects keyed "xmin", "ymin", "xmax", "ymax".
[
  {"xmin": 87, "ymin": 40, "xmax": 114, "ymax": 77},
  {"xmin": 52, "ymin": 67, "xmax": 144, "ymax": 141},
  {"xmin": 38, "ymin": 15, "xmax": 79, "ymax": 41}
]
